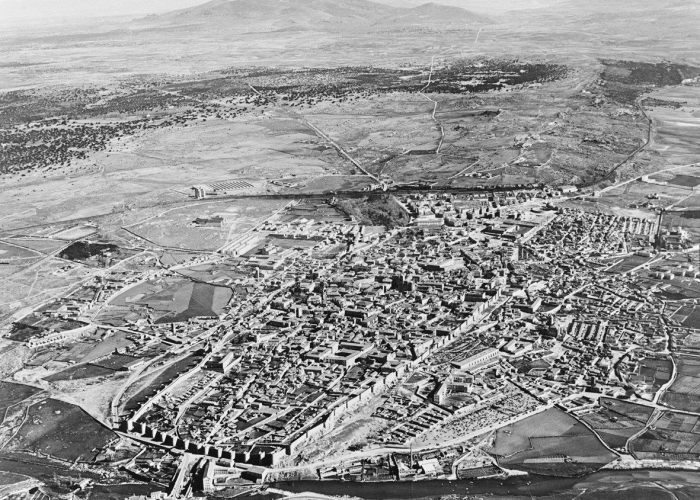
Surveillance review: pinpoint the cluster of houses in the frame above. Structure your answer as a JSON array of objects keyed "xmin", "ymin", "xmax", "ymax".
[{"xmin": 12, "ymin": 188, "xmax": 695, "ymax": 491}]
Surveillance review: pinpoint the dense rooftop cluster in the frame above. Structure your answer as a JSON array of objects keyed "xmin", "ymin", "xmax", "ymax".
[{"xmin": 10, "ymin": 185, "xmax": 700, "ymax": 492}]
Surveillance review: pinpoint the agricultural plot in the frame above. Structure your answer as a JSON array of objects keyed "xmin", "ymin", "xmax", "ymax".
[
  {"xmin": 43, "ymin": 352, "xmax": 142, "ymax": 383},
  {"xmin": 637, "ymin": 273, "xmax": 700, "ymax": 301},
  {"xmin": 649, "ymin": 172, "xmax": 700, "ymax": 188},
  {"xmin": 580, "ymin": 398, "xmax": 653, "ymax": 449},
  {"xmin": 630, "ymin": 411, "xmax": 700, "ymax": 460},
  {"xmin": 53, "ymin": 342, "xmax": 97, "ymax": 364},
  {"xmin": 175, "ymin": 283, "xmax": 227, "ymax": 322},
  {"xmin": 668, "ymin": 328, "xmax": 700, "ymax": 359},
  {"xmin": 628, "ymin": 357, "xmax": 673, "ymax": 399},
  {"xmin": 661, "ymin": 356, "xmax": 700, "ymax": 412},
  {"xmin": 7, "ymin": 315, "xmax": 86, "ymax": 342},
  {"xmin": 79, "ymin": 331, "xmax": 135, "ymax": 363},
  {"xmin": 664, "ymin": 210, "xmax": 700, "ymax": 226},
  {"xmin": 681, "ymin": 307, "xmax": 700, "ymax": 329},
  {"xmin": 175, "ymin": 263, "xmax": 248, "ymax": 287},
  {"xmin": 129, "ymin": 215, "xmax": 228, "ymax": 252},
  {"xmin": 128, "ymin": 198, "xmax": 288, "ymax": 251},
  {"xmin": 491, "ymin": 408, "xmax": 592, "ymax": 457},
  {"xmin": 4, "ymin": 238, "xmax": 67, "ymax": 254},
  {"xmin": 51, "ymin": 225, "xmax": 98, "ymax": 240},
  {"xmin": 672, "ymin": 304, "xmax": 700, "ymax": 328},
  {"xmin": 109, "ymin": 276, "xmax": 232, "ymax": 324},
  {"xmin": 0, "ymin": 341, "xmax": 20, "ymax": 365},
  {"xmin": 93, "ymin": 306, "xmax": 135, "ymax": 327},
  {"xmin": 26, "ymin": 330, "xmax": 134, "ymax": 367},
  {"xmin": 159, "ymin": 251, "xmax": 202, "ymax": 267},
  {"xmin": 674, "ymin": 194, "xmax": 700, "ymax": 209},
  {"xmin": 25, "ymin": 350, "xmax": 65, "ymax": 368},
  {"xmin": 661, "ymin": 210, "xmax": 700, "ymax": 244},
  {"xmin": 644, "ymin": 86, "xmax": 700, "ymax": 167},
  {"xmin": 0, "ymin": 241, "xmax": 41, "ymax": 262},
  {"xmin": 305, "ymin": 105, "xmax": 439, "ymax": 161},
  {"xmin": 6, "ymin": 398, "xmax": 116, "ymax": 462},
  {"xmin": 598, "ymin": 181, "xmax": 689, "ymax": 213},
  {"xmin": 605, "ymin": 254, "xmax": 651, "ymax": 274},
  {"xmin": 667, "ymin": 175, "xmax": 700, "ymax": 188},
  {"xmin": 155, "ymin": 282, "xmax": 231, "ymax": 323},
  {"xmin": 490, "ymin": 408, "xmax": 616, "ymax": 476},
  {"xmin": 123, "ymin": 354, "xmax": 203, "ymax": 413},
  {"xmin": 91, "ymin": 354, "xmax": 142, "ymax": 371},
  {"xmin": 44, "ymin": 364, "xmax": 115, "ymax": 383},
  {"xmin": 0, "ymin": 470, "xmax": 30, "ymax": 486},
  {"xmin": 0, "ymin": 382, "xmax": 42, "ymax": 418},
  {"xmin": 288, "ymin": 76, "xmax": 645, "ymax": 188}
]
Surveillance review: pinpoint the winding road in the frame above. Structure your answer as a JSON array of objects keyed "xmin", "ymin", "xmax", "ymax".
[
  {"xmin": 590, "ymin": 96, "xmax": 654, "ymax": 191},
  {"xmin": 417, "ymin": 55, "xmax": 446, "ymax": 155}
]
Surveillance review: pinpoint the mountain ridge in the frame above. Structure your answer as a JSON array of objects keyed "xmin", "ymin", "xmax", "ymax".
[{"xmin": 134, "ymin": 0, "xmax": 493, "ymax": 31}]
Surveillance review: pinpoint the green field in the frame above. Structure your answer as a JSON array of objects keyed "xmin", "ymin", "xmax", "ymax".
[
  {"xmin": 630, "ymin": 357, "xmax": 673, "ymax": 396},
  {"xmin": 110, "ymin": 277, "xmax": 231, "ymax": 324},
  {"xmin": 7, "ymin": 398, "xmax": 116, "ymax": 462},
  {"xmin": 650, "ymin": 173, "xmax": 700, "ymax": 188},
  {"xmin": 630, "ymin": 412, "xmax": 700, "ymax": 459},
  {"xmin": 129, "ymin": 199, "xmax": 287, "ymax": 251},
  {"xmin": 672, "ymin": 305, "xmax": 700, "ymax": 328},
  {"xmin": 0, "ymin": 382, "xmax": 42, "ymax": 420},
  {"xmin": 581, "ymin": 398, "xmax": 654, "ymax": 449},
  {"xmin": 176, "ymin": 262, "xmax": 247, "ymax": 285},
  {"xmin": 605, "ymin": 254, "xmax": 652, "ymax": 274},
  {"xmin": 661, "ymin": 356, "xmax": 700, "ymax": 412},
  {"xmin": 154, "ymin": 282, "xmax": 232, "ymax": 324},
  {"xmin": 79, "ymin": 331, "xmax": 135, "ymax": 363},
  {"xmin": 92, "ymin": 354, "xmax": 142, "ymax": 370},
  {"xmin": 0, "ymin": 241, "xmax": 40, "ymax": 261},
  {"xmin": 491, "ymin": 408, "xmax": 591, "ymax": 457},
  {"xmin": 490, "ymin": 408, "xmax": 616, "ymax": 476},
  {"xmin": 0, "ymin": 470, "xmax": 29, "ymax": 486},
  {"xmin": 44, "ymin": 364, "xmax": 115, "ymax": 383},
  {"xmin": 638, "ymin": 274, "xmax": 700, "ymax": 301},
  {"xmin": 123, "ymin": 354, "xmax": 203, "ymax": 412}
]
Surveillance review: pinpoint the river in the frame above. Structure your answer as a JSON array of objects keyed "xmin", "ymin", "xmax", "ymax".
[{"xmin": 272, "ymin": 469, "xmax": 700, "ymax": 499}]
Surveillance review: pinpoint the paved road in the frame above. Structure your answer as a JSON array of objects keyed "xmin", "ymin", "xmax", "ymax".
[
  {"xmin": 248, "ymin": 84, "xmax": 385, "ymax": 191},
  {"xmin": 295, "ymin": 114, "xmax": 385, "ymax": 190}
]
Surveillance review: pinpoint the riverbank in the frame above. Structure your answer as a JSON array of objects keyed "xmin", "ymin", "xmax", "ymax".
[{"xmin": 271, "ymin": 468, "xmax": 700, "ymax": 499}]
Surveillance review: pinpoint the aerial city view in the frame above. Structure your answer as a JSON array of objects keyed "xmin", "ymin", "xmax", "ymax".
[{"xmin": 1, "ymin": 0, "xmax": 700, "ymax": 499}]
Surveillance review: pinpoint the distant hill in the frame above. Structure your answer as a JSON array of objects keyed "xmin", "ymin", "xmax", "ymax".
[
  {"xmin": 493, "ymin": 0, "xmax": 700, "ymax": 58},
  {"xmin": 375, "ymin": 0, "xmax": 562, "ymax": 15},
  {"xmin": 377, "ymin": 3, "xmax": 492, "ymax": 28},
  {"xmin": 135, "ymin": 0, "xmax": 492, "ymax": 32},
  {"xmin": 501, "ymin": 0, "xmax": 699, "ymax": 30}
]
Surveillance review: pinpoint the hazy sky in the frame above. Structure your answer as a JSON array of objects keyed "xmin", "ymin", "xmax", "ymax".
[
  {"xmin": 0, "ymin": 0, "xmax": 211, "ymax": 21},
  {"xmin": 0, "ymin": 0, "xmax": 553, "ymax": 23}
]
